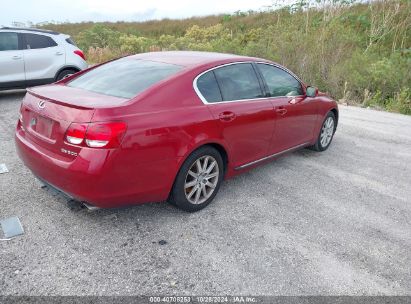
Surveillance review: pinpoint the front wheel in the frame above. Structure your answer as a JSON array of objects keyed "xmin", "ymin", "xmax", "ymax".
[
  {"xmin": 309, "ymin": 111, "xmax": 336, "ymax": 152},
  {"xmin": 169, "ymin": 146, "xmax": 224, "ymax": 212}
]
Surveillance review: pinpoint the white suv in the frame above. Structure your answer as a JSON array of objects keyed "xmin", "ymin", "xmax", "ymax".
[{"xmin": 0, "ymin": 27, "xmax": 88, "ymax": 90}]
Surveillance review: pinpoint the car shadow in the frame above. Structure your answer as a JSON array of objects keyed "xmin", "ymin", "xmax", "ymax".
[
  {"xmin": 0, "ymin": 89, "xmax": 26, "ymax": 101},
  {"xmin": 61, "ymin": 147, "xmax": 321, "ymax": 221}
]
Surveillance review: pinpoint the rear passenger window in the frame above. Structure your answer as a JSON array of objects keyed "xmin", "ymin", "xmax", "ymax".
[
  {"xmin": 214, "ymin": 63, "xmax": 263, "ymax": 101},
  {"xmin": 24, "ymin": 33, "xmax": 57, "ymax": 49},
  {"xmin": 257, "ymin": 63, "xmax": 303, "ymax": 97},
  {"xmin": 196, "ymin": 71, "xmax": 222, "ymax": 103},
  {"xmin": 0, "ymin": 32, "xmax": 19, "ymax": 51}
]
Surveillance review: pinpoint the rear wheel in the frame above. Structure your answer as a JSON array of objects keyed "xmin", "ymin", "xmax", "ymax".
[
  {"xmin": 169, "ymin": 146, "xmax": 224, "ymax": 212},
  {"xmin": 309, "ymin": 111, "xmax": 336, "ymax": 152},
  {"xmin": 56, "ymin": 69, "xmax": 78, "ymax": 81}
]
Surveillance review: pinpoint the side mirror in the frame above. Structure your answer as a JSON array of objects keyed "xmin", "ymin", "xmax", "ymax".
[{"xmin": 306, "ymin": 86, "xmax": 318, "ymax": 97}]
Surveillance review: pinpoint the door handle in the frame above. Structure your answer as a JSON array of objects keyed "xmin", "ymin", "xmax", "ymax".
[
  {"xmin": 275, "ymin": 107, "xmax": 287, "ymax": 116},
  {"xmin": 55, "ymin": 52, "xmax": 64, "ymax": 56},
  {"xmin": 12, "ymin": 55, "xmax": 22, "ymax": 60},
  {"xmin": 219, "ymin": 111, "xmax": 236, "ymax": 122}
]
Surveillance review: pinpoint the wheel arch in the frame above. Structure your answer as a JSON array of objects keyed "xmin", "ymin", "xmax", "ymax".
[
  {"xmin": 180, "ymin": 141, "xmax": 230, "ymax": 174},
  {"xmin": 54, "ymin": 65, "xmax": 81, "ymax": 81},
  {"xmin": 167, "ymin": 141, "xmax": 230, "ymax": 202},
  {"xmin": 330, "ymin": 107, "xmax": 339, "ymax": 127}
]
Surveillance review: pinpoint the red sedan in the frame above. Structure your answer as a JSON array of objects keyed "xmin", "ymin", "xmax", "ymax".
[{"xmin": 15, "ymin": 51, "xmax": 338, "ymax": 212}]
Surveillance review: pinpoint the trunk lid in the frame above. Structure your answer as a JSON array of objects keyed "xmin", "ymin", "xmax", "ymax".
[{"xmin": 20, "ymin": 84, "xmax": 126, "ymax": 159}]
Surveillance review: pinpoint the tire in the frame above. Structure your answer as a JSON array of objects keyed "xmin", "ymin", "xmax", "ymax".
[
  {"xmin": 169, "ymin": 146, "xmax": 224, "ymax": 212},
  {"xmin": 309, "ymin": 111, "xmax": 336, "ymax": 152},
  {"xmin": 56, "ymin": 69, "xmax": 78, "ymax": 81}
]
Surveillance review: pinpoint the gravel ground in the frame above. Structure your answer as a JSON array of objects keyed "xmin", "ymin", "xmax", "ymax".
[{"xmin": 0, "ymin": 90, "xmax": 410, "ymax": 296}]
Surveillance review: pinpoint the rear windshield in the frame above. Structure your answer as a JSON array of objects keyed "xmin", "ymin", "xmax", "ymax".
[{"xmin": 68, "ymin": 58, "xmax": 183, "ymax": 99}]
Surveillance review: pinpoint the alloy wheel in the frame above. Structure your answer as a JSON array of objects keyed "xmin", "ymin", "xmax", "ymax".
[
  {"xmin": 320, "ymin": 116, "xmax": 334, "ymax": 148},
  {"xmin": 184, "ymin": 155, "xmax": 219, "ymax": 205}
]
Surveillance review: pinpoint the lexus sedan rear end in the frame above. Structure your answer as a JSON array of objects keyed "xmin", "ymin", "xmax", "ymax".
[{"xmin": 15, "ymin": 51, "xmax": 338, "ymax": 212}]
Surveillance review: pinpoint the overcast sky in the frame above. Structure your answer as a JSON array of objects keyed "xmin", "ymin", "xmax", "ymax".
[{"xmin": 0, "ymin": 0, "xmax": 292, "ymax": 26}]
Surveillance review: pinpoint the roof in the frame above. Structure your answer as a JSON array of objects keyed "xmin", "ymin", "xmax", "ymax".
[
  {"xmin": 0, "ymin": 27, "xmax": 60, "ymax": 35},
  {"xmin": 129, "ymin": 51, "xmax": 262, "ymax": 68}
]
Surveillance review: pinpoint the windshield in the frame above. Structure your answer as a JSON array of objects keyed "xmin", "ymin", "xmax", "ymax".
[{"xmin": 68, "ymin": 58, "xmax": 183, "ymax": 99}]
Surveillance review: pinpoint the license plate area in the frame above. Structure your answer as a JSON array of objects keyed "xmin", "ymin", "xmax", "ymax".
[
  {"xmin": 33, "ymin": 116, "xmax": 52, "ymax": 138},
  {"xmin": 27, "ymin": 112, "xmax": 56, "ymax": 142}
]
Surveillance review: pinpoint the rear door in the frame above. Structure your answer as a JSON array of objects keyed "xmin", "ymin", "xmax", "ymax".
[
  {"xmin": 197, "ymin": 63, "xmax": 276, "ymax": 168},
  {"xmin": 22, "ymin": 33, "xmax": 65, "ymax": 83},
  {"xmin": 0, "ymin": 32, "xmax": 25, "ymax": 88},
  {"xmin": 256, "ymin": 63, "xmax": 318, "ymax": 154}
]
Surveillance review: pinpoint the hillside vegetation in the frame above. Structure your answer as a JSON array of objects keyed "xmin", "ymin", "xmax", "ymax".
[{"xmin": 41, "ymin": 0, "xmax": 411, "ymax": 114}]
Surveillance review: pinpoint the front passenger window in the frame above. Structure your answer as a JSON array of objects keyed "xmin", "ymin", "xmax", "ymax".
[{"xmin": 257, "ymin": 63, "xmax": 303, "ymax": 97}]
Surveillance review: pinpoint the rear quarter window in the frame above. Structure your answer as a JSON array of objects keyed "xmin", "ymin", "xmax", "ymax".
[
  {"xmin": 196, "ymin": 71, "xmax": 222, "ymax": 103},
  {"xmin": 68, "ymin": 58, "xmax": 183, "ymax": 99},
  {"xmin": 65, "ymin": 38, "xmax": 77, "ymax": 46}
]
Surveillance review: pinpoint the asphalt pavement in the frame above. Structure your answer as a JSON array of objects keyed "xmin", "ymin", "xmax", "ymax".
[{"xmin": 0, "ymin": 90, "xmax": 410, "ymax": 295}]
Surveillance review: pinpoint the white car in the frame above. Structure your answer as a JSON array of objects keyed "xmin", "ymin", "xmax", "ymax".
[{"xmin": 0, "ymin": 27, "xmax": 88, "ymax": 90}]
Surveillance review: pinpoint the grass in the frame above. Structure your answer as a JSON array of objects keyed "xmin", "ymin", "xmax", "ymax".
[{"xmin": 40, "ymin": 0, "xmax": 411, "ymax": 114}]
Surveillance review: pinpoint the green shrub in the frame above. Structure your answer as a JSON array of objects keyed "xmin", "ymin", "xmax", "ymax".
[{"xmin": 41, "ymin": 0, "xmax": 411, "ymax": 115}]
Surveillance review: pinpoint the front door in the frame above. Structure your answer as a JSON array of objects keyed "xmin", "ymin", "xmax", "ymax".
[
  {"xmin": 0, "ymin": 32, "xmax": 25, "ymax": 88},
  {"xmin": 256, "ymin": 63, "xmax": 317, "ymax": 154}
]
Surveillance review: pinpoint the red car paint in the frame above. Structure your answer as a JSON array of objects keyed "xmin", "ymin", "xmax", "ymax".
[{"xmin": 15, "ymin": 51, "xmax": 338, "ymax": 208}]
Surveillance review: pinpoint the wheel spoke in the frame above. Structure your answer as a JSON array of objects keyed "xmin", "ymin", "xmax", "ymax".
[
  {"xmin": 187, "ymin": 185, "xmax": 198, "ymax": 199},
  {"xmin": 194, "ymin": 186, "xmax": 201, "ymax": 204},
  {"xmin": 196, "ymin": 159, "xmax": 202, "ymax": 173},
  {"xmin": 188, "ymin": 170, "xmax": 198, "ymax": 179},
  {"xmin": 206, "ymin": 160, "xmax": 216, "ymax": 174},
  {"xmin": 184, "ymin": 180, "xmax": 197, "ymax": 188},
  {"xmin": 321, "ymin": 136, "xmax": 327, "ymax": 146},
  {"xmin": 202, "ymin": 156, "xmax": 209, "ymax": 171},
  {"xmin": 201, "ymin": 184, "xmax": 208, "ymax": 197},
  {"xmin": 206, "ymin": 181, "xmax": 216, "ymax": 189},
  {"xmin": 205, "ymin": 172, "xmax": 218, "ymax": 179}
]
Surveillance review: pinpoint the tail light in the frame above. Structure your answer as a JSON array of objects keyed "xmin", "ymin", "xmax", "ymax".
[
  {"xmin": 65, "ymin": 122, "xmax": 127, "ymax": 148},
  {"xmin": 66, "ymin": 123, "xmax": 87, "ymax": 145},
  {"xmin": 18, "ymin": 105, "xmax": 25, "ymax": 130},
  {"xmin": 74, "ymin": 50, "xmax": 86, "ymax": 60}
]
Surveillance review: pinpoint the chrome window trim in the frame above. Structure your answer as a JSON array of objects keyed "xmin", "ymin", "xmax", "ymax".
[
  {"xmin": 255, "ymin": 61, "xmax": 305, "ymax": 88},
  {"xmin": 193, "ymin": 61, "xmax": 305, "ymax": 105}
]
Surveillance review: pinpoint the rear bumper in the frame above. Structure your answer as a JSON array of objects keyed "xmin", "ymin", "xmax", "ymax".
[{"xmin": 15, "ymin": 128, "xmax": 178, "ymax": 208}]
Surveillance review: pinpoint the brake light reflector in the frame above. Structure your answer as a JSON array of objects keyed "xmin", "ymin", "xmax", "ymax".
[
  {"xmin": 65, "ymin": 123, "xmax": 87, "ymax": 145},
  {"xmin": 65, "ymin": 122, "xmax": 127, "ymax": 148},
  {"xmin": 74, "ymin": 50, "xmax": 86, "ymax": 60}
]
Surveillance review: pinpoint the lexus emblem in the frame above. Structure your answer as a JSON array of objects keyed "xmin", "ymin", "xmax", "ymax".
[{"xmin": 38, "ymin": 100, "xmax": 46, "ymax": 109}]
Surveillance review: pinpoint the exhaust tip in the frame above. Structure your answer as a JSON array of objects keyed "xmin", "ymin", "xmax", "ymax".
[{"xmin": 81, "ymin": 201, "xmax": 100, "ymax": 211}]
